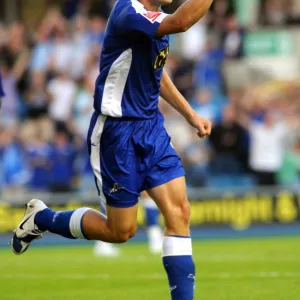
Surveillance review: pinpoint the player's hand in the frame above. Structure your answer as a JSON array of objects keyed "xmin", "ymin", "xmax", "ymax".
[{"xmin": 187, "ymin": 112, "xmax": 212, "ymax": 139}]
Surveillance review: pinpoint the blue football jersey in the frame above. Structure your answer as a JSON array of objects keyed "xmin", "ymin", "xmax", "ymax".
[
  {"xmin": 94, "ymin": 0, "xmax": 169, "ymax": 119},
  {"xmin": 0, "ymin": 73, "xmax": 4, "ymax": 97}
]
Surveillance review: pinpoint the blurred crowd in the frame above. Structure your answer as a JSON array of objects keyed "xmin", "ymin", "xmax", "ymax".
[{"xmin": 0, "ymin": 0, "xmax": 300, "ymax": 193}]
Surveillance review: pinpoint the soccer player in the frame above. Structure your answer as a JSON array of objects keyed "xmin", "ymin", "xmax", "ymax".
[
  {"xmin": 11, "ymin": 0, "xmax": 213, "ymax": 298},
  {"xmin": 94, "ymin": 191, "xmax": 163, "ymax": 256}
]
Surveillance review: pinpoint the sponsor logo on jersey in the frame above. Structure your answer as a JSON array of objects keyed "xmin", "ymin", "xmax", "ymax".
[
  {"xmin": 143, "ymin": 11, "xmax": 162, "ymax": 23},
  {"xmin": 154, "ymin": 45, "xmax": 169, "ymax": 71}
]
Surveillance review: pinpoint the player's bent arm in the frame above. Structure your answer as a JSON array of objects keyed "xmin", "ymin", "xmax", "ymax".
[
  {"xmin": 160, "ymin": 69, "xmax": 194, "ymax": 121},
  {"xmin": 160, "ymin": 69, "xmax": 211, "ymax": 138},
  {"xmin": 156, "ymin": 0, "xmax": 213, "ymax": 36}
]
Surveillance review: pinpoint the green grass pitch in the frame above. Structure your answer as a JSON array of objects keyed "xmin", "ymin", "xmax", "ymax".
[{"xmin": 1, "ymin": 236, "xmax": 300, "ymax": 299}]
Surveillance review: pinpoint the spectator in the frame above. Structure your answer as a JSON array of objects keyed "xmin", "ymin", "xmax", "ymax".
[
  {"xmin": 194, "ymin": 36, "xmax": 224, "ymax": 93},
  {"xmin": 47, "ymin": 72, "xmax": 77, "ymax": 122},
  {"xmin": 69, "ymin": 15, "xmax": 91, "ymax": 80},
  {"xmin": 172, "ymin": 59, "xmax": 195, "ymax": 99},
  {"xmin": 180, "ymin": 20, "xmax": 207, "ymax": 60},
  {"xmin": 0, "ymin": 60, "xmax": 19, "ymax": 127},
  {"xmin": 261, "ymin": 0, "xmax": 290, "ymax": 25},
  {"xmin": 30, "ymin": 29, "xmax": 53, "ymax": 73},
  {"xmin": 23, "ymin": 131, "xmax": 52, "ymax": 191},
  {"xmin": 222, "ymin": 14, "xmax": 245, "ymax": 59},
  {"xmin": 248, "ymin": 111, "xmax": 288, "ymax": 186},
  {"xmin": 1, "ymin": 1, "xmax": 300, "ymax": 194},
  {"xmin": 0, "ymin": 126, "xmax": 29, "ymax": 189},
  {"xmin": 88, "ymin": 16, "xmax": 106, "ymax": 47},
  {"xmin": 48, "ymin": 126, "xmax": 78, "ymax": 192},
  {"xmin": 73, "ymin": 75, "xmax": 94, "ymax": 138},
  {"xmin": 183, "ymin": 139, "xmax": 210, "ymax": 187},
  {"xmin": 190, "ymin": 88, "xmax": 222, "ymax": 123},
  {"xmin": 209, "ymin": 105, "xmax": 248, "ymax": 174},
  {"xmin": 48, "ymin": 23, "xmax": 73, "ymax": 74},
  {"xmin": 278, "ymin": 137, "xmax": 300, "ymax": 188},
  {"xmin": 25, "ymin": 71, "xmax": 50, "ymax": 119},
  {"xmin": 208, "ymin": 0, "xmax": 231, "ymax": 31},
  {"xmin": 62, "ymin": 0, "xmax": 79, "ymax": 20}
]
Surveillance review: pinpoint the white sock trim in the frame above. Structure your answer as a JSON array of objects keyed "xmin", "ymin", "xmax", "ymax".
[
  {"xmin": 162, "ymin": 236, "xmax": 192, "ymax": 257},
  {"xmin": 69, "ymin": 208, "xmax": 90, "ymax": 239}
]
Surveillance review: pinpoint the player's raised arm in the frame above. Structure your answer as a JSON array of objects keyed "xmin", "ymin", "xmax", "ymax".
[
  {"xmin": 160, "ymin": 69, "xmax": 211, "ymax": 138},
  {"xmin": 156, "ymin": 0, "xmax": 213, "ymax": 36}
]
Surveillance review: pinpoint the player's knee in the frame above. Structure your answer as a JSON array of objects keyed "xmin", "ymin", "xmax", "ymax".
[
  {"xmin": 128, "ymin": 226, "xmax": 137, "ymax": 239},
  {"xmin": 178, "ymin": 200, "xmax": 190, "ymax": 226},
  {"xmin": 166, "ymin": 200, "xmax": 190, "ymax": 231},
  {"xmin": 114, "ymin": 226, "xmax": 137, "ymax": 243},
  {"xmin": 114, "ymin": 233, "xmax": 129, "ymax": 243}
]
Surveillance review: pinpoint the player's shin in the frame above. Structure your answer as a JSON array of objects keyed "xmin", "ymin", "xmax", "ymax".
[
  {"xmin": 162, "ymin": 236, "xmax": 195, "ymax": 300},
  {"xmin": 34, "ymin": 208, "xmax": 93, "ymax": 239}
]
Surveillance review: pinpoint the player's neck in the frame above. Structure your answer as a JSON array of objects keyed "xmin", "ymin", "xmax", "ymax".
[{"xmin": 139, "ymin": 0, "xmax": 161, "ymax": 12}]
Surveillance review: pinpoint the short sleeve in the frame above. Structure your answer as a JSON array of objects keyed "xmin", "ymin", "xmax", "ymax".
[
  {"xmin": 115, "ymin": 1, "xmax": 168, "ymax": 37},
  {"xmin": 0, "ymin": 73, "xmax": 5, "ymax": 97}
]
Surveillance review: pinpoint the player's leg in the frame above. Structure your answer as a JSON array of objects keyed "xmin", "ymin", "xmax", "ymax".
[
  {"xmin": 11, "ymin": 113, "xmax": 140, "ymax": 254},
  {"xmin": 141, "ymin": 191, "xmax": 163, "ymax": 254},
  {"xmin": 81, "ymin": 204, "xmax": 137, "ymax": 242},
  {"xmin": 147, "ymin": 176, "xmax": 194, "ymax": 300},
  {"xmin": 11, "ymin": 198, "xmax": 138, "ymax": 254},
  {"xmin": 139, "ymin": 113, "xmax": 194, "ymax": 299},
  {"xmin": 94, "ymin": 202, "xmax": 120, "ymax": 257},
  {"xmin": 33, "ymin": 200, "xmax": 138, "ymax": 243},
  {"xmin": 83, "ymin": 113, "xmax": 139, "ymax": 242}
]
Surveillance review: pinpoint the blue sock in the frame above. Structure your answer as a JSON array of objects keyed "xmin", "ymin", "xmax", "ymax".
[
  {"xmin": 162, "ymin": 236, "xmax": 195, "ymax": 300},
  {"xmin": 35, "ymin": 208, "xmax": 90, "ymax": 239}
]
